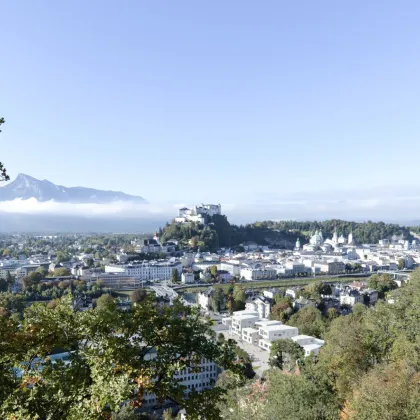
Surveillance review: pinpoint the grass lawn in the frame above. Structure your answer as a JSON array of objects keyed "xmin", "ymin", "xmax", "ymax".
[
  {"xmin": 25, "ymin": 300, "xmax": 49, "ymax": 306},
  {"xmin": 112, "ymin": 289, "xmax": 154, "ymax": 299},
  {"xmin": 112, "ymin": 290, "xmax": 135, "ymax": 299}
]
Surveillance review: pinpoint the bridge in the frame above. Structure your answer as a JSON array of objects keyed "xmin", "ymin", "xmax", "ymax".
[
  {"xmin": 149, "ymin": 285, "xmax": 179, "ymax": 300},
  {"xmin": 149, "ymin": 284, "xmax": 195, "ymax": 307},
  {"xmin": 377, "ymin": 270, "xmax": 411, "ymax": 281}
]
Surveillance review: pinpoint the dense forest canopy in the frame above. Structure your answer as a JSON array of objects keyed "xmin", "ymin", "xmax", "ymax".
[{"xmin": 160, "ymin": 216, "xmax": 414, "ymax": 251}]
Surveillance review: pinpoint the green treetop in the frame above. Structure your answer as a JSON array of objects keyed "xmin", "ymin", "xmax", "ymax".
[{"xmin": 0, "ymin": 295, "xmax": 243, "ymax": 419}]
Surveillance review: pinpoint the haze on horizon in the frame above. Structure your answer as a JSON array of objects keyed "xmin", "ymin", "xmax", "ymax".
[{"xmin": 2, "ymin": 1, "xmax": 420, "ymax": 222}]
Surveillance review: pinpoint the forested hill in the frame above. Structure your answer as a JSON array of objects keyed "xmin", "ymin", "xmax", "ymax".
[
  {"xmin": 159, "ymin": 216, "xmax": 413, "ymax": 251},
  {"xmin": 258, "ymin": 219, "xmax": 412, "ymax": 244}
]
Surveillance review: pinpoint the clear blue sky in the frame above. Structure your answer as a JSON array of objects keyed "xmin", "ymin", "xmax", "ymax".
[{"xmin": 2, "ymin": 0, "xmax": 420, "ymax": 203}]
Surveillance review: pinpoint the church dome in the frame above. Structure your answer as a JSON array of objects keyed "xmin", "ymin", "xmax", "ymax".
[{"xmin": 310, "ymin": 231, "xmax": 323, "ymax": 246}]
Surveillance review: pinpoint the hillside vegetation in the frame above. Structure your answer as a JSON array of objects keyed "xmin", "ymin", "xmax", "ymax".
[
  {"xmin": 217, "ymin": 269, "xmax": 420, "ymax": 419},
  {"xmin": 160, "ymin": 217, "xmax": 413, "ymax": 251}
]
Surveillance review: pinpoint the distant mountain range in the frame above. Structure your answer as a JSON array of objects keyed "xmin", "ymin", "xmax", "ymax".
[{"xmin": 0, "ymin": 174, "xmax": 147, "ymax": 204}]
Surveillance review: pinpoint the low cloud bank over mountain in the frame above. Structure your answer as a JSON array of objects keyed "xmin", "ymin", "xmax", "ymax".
[{"xmin": 0, "ymin": 174, "xmax": 419, "ymax": 232}]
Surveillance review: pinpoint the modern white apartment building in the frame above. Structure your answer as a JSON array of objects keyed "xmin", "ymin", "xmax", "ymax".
[
  {"xmin": 241, "ymin": 327, "xmax": 260, "ymax": 345},
  {"xmin": 258, "ymin": 324, "xmax": 298, "ymax": 343},
  {"xmin": 246, "ymin": 319, "xmax": 285, "ymax": 348},
  {"xmin": 291, "ymin": 335, "xmax": 325, "ymax": 356},
  {"xmin": 224, "ymin": 318, "xmax": 307, "ymax": 353},
  {"xmin": 228, "ymin": 310, "xmax": 260, "ymax": 336}
]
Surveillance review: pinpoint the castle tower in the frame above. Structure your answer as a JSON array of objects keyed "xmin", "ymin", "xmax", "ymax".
[{"xmin": 295, "ymin": 237, "xmax": 301, "ymax": 250}]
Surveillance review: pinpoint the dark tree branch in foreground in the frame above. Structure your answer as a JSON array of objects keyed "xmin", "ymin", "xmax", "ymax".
[{"xmin": 0, "ymin": 117, "xmax": 9, "ymax": 182}]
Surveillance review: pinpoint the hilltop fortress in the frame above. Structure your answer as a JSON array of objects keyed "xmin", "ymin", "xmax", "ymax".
[{"xmin": 175, "ymin": 203, "xmax": 222, "ymax": 225}]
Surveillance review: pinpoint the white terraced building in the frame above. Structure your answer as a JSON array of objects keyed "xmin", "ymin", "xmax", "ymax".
[
  {"xmin": 104, "ymin": 261, "xmax": 182, "ymax": 281},
  {"xmin": 225, "ymin": 310, "xmax": 260, "ymax": 336},
  {"xmin": 291, "ymin": 335, "xmax": 325, "ymax": 356},
  {"xmin": 258, "ymin": 325, "xmax": 299, "ymax": 350},
  {"xmin": 223, "ymin": 309, "xmax": 325, "ymax": 357}
]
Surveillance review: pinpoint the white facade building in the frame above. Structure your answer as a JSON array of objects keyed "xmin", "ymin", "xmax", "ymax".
[
  {"xmin": 181, "ymin": 272, "xmax": 195, "ymax": 284},
  {"xmin": 285, "ymin": 261, "xmax": 311, "ymax": 275},
  {"xmin": 90, "ymin": 273, "xmax": 141, "ymax": 289},
  {"xmin": 313, "ymin": 260, "xmax": 345, "ymax": 274},
  {"xmin": 245, "ymin": 296, "xmax": 272, "ymax": 319},
  {"xmin": 135, "ymin": 349, "xmax": 219, "ymax": 408},
  {"xmin": 240, "ymin": 267, "xmax": 277, "ymax": 281},
  {"xmin": 180, "ymin": 252, "xmax": 195, "ymax": 267},
  {"xmin": 339, "ymin": 290, "xmax": 362, "ymax": 306},
  {"xmin": 258, "ymin": 324, "xmax": 299, "ymax": 343},
  {"xmin": 242, "ymin": 327, "xmax": 260, "ymax": 345},
  {"xmin": 291, "ymin": 335, "xmax": 325, "ymax": 356},
  {"xmin": 220, "ymin": 262, "xmax": 242, "ymax": 277},
  {"xmin": 226, "ymin": 308, "xmax": 326, "ymax": 357},
  {"xmin": 197, "ymin": 288, "xmax": 213, "ymax": 311},
  {"xmin": 228, "ymin": 310, "xmax": 260, "ymax": 336},
  {"xmin": 104, "ymin": 261, "xmax": 182, "ymax": 281}
]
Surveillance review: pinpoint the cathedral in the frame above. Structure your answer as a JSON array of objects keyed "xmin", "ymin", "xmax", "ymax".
[{"xmin": 299, "ymin": 228, "xmax": 355, "ymax": 252}]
